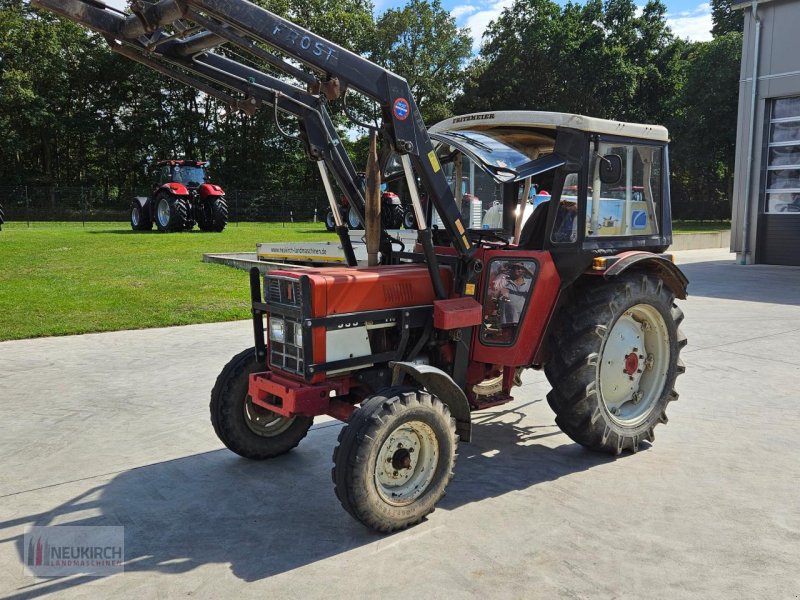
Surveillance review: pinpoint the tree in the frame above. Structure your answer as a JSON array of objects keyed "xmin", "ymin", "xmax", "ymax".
[
  {"xmin": 711, "ymin": 0, "xmax": 744, "ymax": 37},
  {"xmin": 669, "ymin": 32, "xmax": 742, "ymax": 219},
  {"xmin": 370, "ymin": 0, "xmax": 472, "ymax": 125}
]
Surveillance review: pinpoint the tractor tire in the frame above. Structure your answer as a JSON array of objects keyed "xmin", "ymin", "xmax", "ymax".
[
  {"xmin": 154, "ymin": 192, "xmax": 189, "ymax": 232},
  {"xmin": 544, "ymin": 272, "xmax": 686, "ymax": 455},
  {"xmin": 332, "ymin": 388, "xmax": 457, "ymax": 533},
  {"xmin": 130, "ymin": 202, "xmax": 152, "ymax": 231},
  {"xmin": 345, "ymin": 206, "xmax": 362, "ymax": 229},
  {"xmin": 198, "ymin": 197, "xmax": 228, "ymax": 232},
  {"xmin": 403, "ymin": 206, "xmax": 417, "ymax": 229},
  {"xmin": 325, "ymin": 210, "xmax": 336, "ymax": 231},
  {"xmin": 0, "ymin": 202, "xmax": 5, "ymax": 230},
  {"xmin": 210, "ymin": 347, "xmax": 313, "ymax": 460},
  {"xmin": 383, "ymin": 205, "xmax": 405, "ymax": 229}
]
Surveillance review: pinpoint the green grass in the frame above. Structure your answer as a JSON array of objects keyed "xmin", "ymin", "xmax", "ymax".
[
  {"xmin": 0, "ymin": 219, "xmax": 731, "ymax": 341},
  {"xmin": 673, "ymin": 220, "xmax": 731, "ymax": 233},
  {"xmin": 0, "ymin": 221, "xmax": 336, "ymax": 341}
]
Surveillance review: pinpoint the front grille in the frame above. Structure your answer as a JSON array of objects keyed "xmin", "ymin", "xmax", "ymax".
[
  {"xmin": 270, "ymin": 317, "xmax": 305, "ymax": 375},
  {"xmin": 267, "ymin": 277, "xmax": 301, "ymax": 306}
]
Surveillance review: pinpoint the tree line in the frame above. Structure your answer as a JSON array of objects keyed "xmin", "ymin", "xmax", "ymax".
[{"xmin": 0, "ymin": 0, "xmax": 742, "ymax": 219}]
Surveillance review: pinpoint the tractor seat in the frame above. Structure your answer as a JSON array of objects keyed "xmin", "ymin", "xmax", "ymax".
[{"xmin": 517, "ymin": 202, "xmax": 550, "ymax": 250}]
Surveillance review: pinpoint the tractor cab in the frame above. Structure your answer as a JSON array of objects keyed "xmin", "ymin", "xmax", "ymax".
[
  {"xmin": 153, "ymin": 159, "xmax": 210, "ymax": 190},
  {"xmin": 385, "ymin": 111, "xmax": 671, "ymax": 259}
]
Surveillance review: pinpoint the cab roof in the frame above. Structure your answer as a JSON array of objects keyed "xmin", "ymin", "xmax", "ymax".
[{"xmin": 430, "ymin": 111, "xmax": 669, "ymax": 143}]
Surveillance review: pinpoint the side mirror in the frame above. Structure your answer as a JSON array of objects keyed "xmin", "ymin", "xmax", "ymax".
[{"xmin": 598, "ymin": 154, "xmax": 622, "ymax": 185}]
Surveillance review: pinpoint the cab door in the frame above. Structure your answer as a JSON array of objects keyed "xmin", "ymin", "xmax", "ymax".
[{"xmin": 471, "ymin": 249, "xmax": 561, "ymax": 366}]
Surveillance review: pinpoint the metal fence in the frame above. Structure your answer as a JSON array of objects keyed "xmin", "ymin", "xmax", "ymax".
[
  {"xmin": 0, "ymin": 186, "xmax": 330, "ymax": 224},
  {"xmin": 0, "ymin": 185, "xmax": 729, "ymax": 225}
]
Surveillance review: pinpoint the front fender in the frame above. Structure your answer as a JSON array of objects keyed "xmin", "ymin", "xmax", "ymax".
[
  {"xmin": 389, "ymin": 361, "xmax": 471, "ymax": 442},
  {"xmin": 160, "ymin": 182, "xmax": 188, "ymax": 196},
  {"xmin": 603, "ymin": 251, "xmax": 688, "ymax": 299}
]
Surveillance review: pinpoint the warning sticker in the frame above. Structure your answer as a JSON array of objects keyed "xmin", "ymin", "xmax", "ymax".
[
  {"xmin": 428, "ymin": 150, "xmax": 440, "ymax": 173},
  {"xmin": 393, "ymin": 97, "xmax": 410, "ymax": 120}
]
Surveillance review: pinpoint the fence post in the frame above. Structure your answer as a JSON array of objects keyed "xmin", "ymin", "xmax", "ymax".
[
  {"xmin": 235, "ymin": 190, "xmax": 239, "ymax": 226},
  {"xmin": 81, "ymin": 186, "xmax": 86, "ymax": 228},
  {"xmin": 25, "ymin": 186, "xmax": 30, "ymax": 227}
]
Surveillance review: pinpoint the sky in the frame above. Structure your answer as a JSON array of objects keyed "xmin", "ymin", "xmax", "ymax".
[
  {"xmin": 378, "ymin": 0, "xmax": 715, "ymax": 50},
  {"xmin": 105, "ymin": 0, "xmax": 714, "ymax": 52}
]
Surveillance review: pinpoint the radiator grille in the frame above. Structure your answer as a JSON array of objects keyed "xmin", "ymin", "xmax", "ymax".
[{"xmin": 267, "ymin": 277, "xmax": 301, "ymax": 306}]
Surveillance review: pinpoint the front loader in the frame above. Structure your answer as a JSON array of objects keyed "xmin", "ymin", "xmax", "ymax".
[{"xmin": 36, "ymin": 0, "xmax": 689, "ymax": 533}]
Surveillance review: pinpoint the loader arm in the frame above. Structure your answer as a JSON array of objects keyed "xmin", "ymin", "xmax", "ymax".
[{"xmin": 31, "ymin": 0, "xmax": 477, "ymax": 295}]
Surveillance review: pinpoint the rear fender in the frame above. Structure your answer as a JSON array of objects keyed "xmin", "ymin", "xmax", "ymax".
[
  {"xmin": 198, "ymin": 183, "xmax": 225, "ymax": 199},
  {"xmin": 390, "ymin": 361, "xmax": 471, "ymax": 442},
  {"xmin": 601, "ymin": 252, "xmax": 688, "ymax": 299}
]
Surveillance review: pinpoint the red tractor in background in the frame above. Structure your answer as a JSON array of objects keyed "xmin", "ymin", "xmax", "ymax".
[{"xmin": 131, "ymin": 159, "xmax": 228, "ymax": 232}]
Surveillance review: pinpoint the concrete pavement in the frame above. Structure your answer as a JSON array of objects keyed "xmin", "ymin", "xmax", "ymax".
[{"xmin": 1, "ymin": 248, "xmax": 799, "ymax": 599}]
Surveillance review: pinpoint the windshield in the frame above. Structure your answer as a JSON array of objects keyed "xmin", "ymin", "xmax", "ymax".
[
  {"xmin": 173, "ymin": 165, "xmax": 206, "ymax": 186},
  {"xmin": 432, "ymin": 128, "xmax": 554, "ymax": 181}
]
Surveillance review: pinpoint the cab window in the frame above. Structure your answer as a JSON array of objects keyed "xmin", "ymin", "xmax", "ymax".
[
  {"xmin": 480, "ymin": 259, "xmax": 538, "ymax": 345},
  {"xmin": 586, "ymin": 144, "xmax": 661, "ymax": 237}
]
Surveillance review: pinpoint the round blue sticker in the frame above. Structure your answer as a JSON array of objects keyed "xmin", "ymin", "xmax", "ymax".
[{"xmin": 393, "ymin": 97, "xmax": 410, "ymax": 120}]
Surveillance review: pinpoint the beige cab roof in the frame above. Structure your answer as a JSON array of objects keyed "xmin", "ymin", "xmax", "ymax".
[{"xmin": 430, "ymin": 111, "xmax": 669, "ymax": 142}]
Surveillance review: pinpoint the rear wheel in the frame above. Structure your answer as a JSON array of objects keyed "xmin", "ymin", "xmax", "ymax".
[
  {"xmin": 210, "ymin": 347, "xmax": 313, "ymax": 459},
  {"xmin": 383, "ymin": 204, "xmax": 405, "ymax": 229},
  {"xmin": 155, "ymin": 192, "xmax": 188, "ymax": 232},
  {"xmin": 198, "ymin": 197, "xmax": 228, "ymax": 232},
  {"xmin": 332, "ymin": 388, "xmax": 457, "ymax": 532},
  {"xmin": 544, "ymin": 272, "xmax": 686, "ymax": 454}
]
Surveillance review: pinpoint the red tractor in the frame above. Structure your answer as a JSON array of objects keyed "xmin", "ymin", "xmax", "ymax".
[
  {"xmin": 130, "ymin": 160, "xmax": 228, "ymax": 232},
  {"xmin": 41, "ymin": 0, "xmax": 688, "ymax": 534}
]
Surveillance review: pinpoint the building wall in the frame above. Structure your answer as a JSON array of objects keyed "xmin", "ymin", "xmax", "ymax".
[{"xmin": 731, "ymin": 0, "xmax": 800, "ymax": 265}]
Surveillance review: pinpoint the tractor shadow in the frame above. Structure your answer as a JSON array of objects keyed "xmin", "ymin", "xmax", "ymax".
[{"xmin": 1, "ymin": 405, "xmax": 616, "ymax": 597}]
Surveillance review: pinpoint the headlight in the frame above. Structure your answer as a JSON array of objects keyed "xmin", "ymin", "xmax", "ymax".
[
  {"xmin": 294, "ymin": 323, "xmax": 303, "ymax": 347},
  {"xmin": 269, "ymin": 317, "xmax": 285, "ymax": 343}
]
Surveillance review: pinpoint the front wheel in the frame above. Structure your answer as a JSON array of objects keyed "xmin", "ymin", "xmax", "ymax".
[
  {"xmin": 130, "ymin": 202, "xmax": 152, "ymax": 231},
  {"xmin": 345, "ymin": 206, "xmax": 362, "ymax": 229},
  {"xmin": 210, "ymin": 347, "xmax": 313, "ymax": 459},
  {"xmin": 402, "ymin": 206, "xmax": 417, "ymax": 229},
  {"xmin": 324, "ymin": 210, "xmax": 336, "ymax": 231},
  {"xmin": 544, "ymin": 272, "xmax": 686, "ymax": 454},
  {"xmin": 332, "ymin": 389, "xmax": 457, "ymax": 532}
]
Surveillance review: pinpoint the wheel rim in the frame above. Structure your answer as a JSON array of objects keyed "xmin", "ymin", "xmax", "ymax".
[
  {"xmin": 599, "ymin": 303, "xmax": 670, "ymax": 426},
  {"xmin": 157, "ymin": 198, "xmax": 171, "ymax": 227},
  {"xmin": 243, "ymin": 396, "xmax": 296, "ymax": 437},
  {"xmin": 326, "ymin": 212, "xmax": 335, "ymax": 228},
  {"xmin": 131, "ymin": 206, "xmax": 140, "ymax": 227},
  {"xmin": 347, "ymin": 209, "xmax": 361, "ymax": 229},
  {"xmin": 403, "ymin": 211, "xmax": 415, "ymax": 229},
  {"xmin": 374, "ymin": 420, "xmax": 439, "ymax": 506}
]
